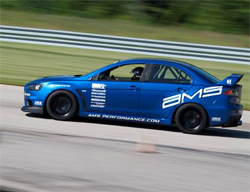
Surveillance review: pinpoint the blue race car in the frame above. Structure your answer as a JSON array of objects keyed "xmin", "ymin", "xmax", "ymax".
[{"xmin": 21, "ymin": 59, "xmax": 243, "ymax": 134}]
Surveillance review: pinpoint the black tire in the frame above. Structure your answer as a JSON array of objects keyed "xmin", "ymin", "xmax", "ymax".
[
  {"xmin": 175, "ymin": 104, "xmax": 208, "ymax": 134},
  {"xmin": 46, "ymin": 90, "xmax": 78, "ymax": 120}
]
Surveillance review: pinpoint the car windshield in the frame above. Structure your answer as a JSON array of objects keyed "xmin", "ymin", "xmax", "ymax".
[
  {"xmin": 188, "ymin": 65, "xmax": 220, "ymax": 83},
  {"xmin": 79, "ymin": 61, "xmax": 120, "ymax": 77},
  {"xmin": 78, "ymin": 68, "xmax": 105, "ymax": 77}
]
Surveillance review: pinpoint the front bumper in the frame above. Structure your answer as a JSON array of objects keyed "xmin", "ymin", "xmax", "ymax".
[{"xmin": 21, "ymin": 106, "xmax": 43, "ymax": 114}]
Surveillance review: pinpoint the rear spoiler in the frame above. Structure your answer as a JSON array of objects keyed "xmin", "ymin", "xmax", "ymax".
[{"xmin": 218, "ymin": 73, "xmax": 244, "ymax": 86}]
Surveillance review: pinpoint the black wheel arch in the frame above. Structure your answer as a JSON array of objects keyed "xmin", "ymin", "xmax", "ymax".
[
  {"xmin": 44, "ymin": 89, "xmax": 80, "ymax": 115},
  {"xmin": 171, "ymin": 102, "xmax": 209, "ymax": 126}
]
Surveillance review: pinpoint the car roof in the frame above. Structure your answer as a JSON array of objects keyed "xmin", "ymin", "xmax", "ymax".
[{"xmin": 119, "ymin": 58, "xmax": 192, "ymax": 67}]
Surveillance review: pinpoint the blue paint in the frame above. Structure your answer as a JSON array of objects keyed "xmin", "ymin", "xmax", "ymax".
[{"xmin": 22, "ymin": 58, "xmax": 243, "ymax": 127}]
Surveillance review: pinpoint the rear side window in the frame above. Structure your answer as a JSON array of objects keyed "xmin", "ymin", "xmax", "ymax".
[{"xmin": 149, "ymin": 64, "xmax": 191, "ymax": 84}]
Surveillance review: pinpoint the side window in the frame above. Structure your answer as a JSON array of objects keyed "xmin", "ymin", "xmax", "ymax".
[
  {"xmin": 179, "ymin": 70, "xmax": 192, "ymax": 83},
  {"xmin": 97, "ymin": 64, "xmax": 145, "ymax": 81},
  {"xmin": 149, "ymin": 64, "xmax": 191, "ymax": 84}
]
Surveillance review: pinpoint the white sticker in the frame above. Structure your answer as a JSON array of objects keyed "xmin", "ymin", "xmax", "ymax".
[
  {"xmin": 91, "ymin": 83, "xmax": 107, "ymax": 108},
  {"xmin": 50, "ymin": 84, "xmax": 70, "ymax": 88},
  {"xmin": 34, "ymin": 101, "xmax": 42, "ymax": 106},
  {"xmin": 227, "ymin": 79, "xmax": 232, "ymax": 85},
  {"xmin": 162, "ymin": 86, "xmax": 223, "ymax": 109},
  {"xmin": 212, "ymin": 117, "xmax": 221, "ymax": 122},
  {"xmin": 92, "ymin": 83, "xmax": 106, "ymax": 89},
  {"xmin": 87, "ymin": 113, "xmax": 160, "ymax": 123}
]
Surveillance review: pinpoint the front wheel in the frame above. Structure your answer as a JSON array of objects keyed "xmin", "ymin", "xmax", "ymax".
[
  {"xmin": 175, "ymin": 104, "xmax": 208, "ymax": 134},
  {"xmin": 46, "ymin": 90, "xmax": 78, "ymax": 120}
]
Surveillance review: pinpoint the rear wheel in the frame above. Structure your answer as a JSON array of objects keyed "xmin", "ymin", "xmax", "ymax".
[
  {"xmin": 175, "ymin": 104, "xmax": 208, "ymax": 134},
  {"xmin": 46, "ymin": 90, "xmax": 77, "ymax": 120}
]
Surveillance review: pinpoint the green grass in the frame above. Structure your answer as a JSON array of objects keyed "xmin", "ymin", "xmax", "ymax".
[
  {"xmin": 0, "ymin": 42, "xmax": 249, "ymax": 110},
  {"xmin": 1, "ymin": 9, "xmax": 249, "ymax": 48}
]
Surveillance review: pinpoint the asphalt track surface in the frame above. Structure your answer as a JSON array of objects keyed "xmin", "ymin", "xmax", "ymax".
[{"xmin": 1, "ymin": 84, "xmax": 250, "ymax": 192}]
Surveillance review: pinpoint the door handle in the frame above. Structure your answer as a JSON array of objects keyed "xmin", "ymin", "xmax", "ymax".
[
  {"xmin": 177, "ymin": 87, "xmax": 187, "ymax": 93},
  {"xmin": 128, "ymin": 85, "xmax": 137, "ymax": 90}
]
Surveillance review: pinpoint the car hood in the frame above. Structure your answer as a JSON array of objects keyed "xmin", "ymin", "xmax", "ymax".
[{"xmin": 27, "ymin": 74, "xmax": 87, "ymax": 84}]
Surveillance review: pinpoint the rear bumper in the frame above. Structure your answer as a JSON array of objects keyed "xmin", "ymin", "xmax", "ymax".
[
  {"xmin": 209, "ymin": 104, "xmax": 243, "ymax": 126},
  {"xmin": 221, "ymin": 116, "xmax": 242, "ymax": 127},
  {"xmin": 21, "ymin": 106, "xmax": 43, "ymax": 114}
]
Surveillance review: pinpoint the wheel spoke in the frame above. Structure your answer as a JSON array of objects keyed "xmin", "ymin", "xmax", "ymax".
[
  {"xmin": 182, "ymin": 109, "xmax": 202, "ymax": 130},
  {"xmin": 51, "ymin": 96, "xmax": 72, "ymax": 116}
]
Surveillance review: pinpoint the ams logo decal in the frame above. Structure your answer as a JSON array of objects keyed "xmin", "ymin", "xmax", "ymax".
[{"xmin": 162, "ymin": 86, "xmax": 222, "ymax": 109}]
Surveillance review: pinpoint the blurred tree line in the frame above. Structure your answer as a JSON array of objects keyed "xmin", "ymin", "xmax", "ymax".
[{"xmin": 1, "ymin": 0, "xmax": 249, "ymax": 34}]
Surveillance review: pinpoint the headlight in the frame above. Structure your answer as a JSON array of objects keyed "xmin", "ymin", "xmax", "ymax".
[{"xmin": 27, "ymin": 84, "xmax": 43, "ymax": 91}]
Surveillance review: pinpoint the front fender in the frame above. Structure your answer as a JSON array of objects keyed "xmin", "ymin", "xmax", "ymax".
[{"xmin": 24, "ymin": 81, "xmax": 89, "ymax": 113}]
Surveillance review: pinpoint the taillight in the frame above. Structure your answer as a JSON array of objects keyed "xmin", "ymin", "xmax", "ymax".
[
  {"xmin": 224, "ymin": 88, "xmax": 241, "ymax": 104},
  {"xmin": 224, "ymin": 89, "xmax": 240, "ymax": 96},
  {"xmin": 224, "ymin": 89, "xmax": 232, "ymax": 95}
]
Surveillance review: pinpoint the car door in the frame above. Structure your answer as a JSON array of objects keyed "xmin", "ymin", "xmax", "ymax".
[
  {"xmin": 86, "ymin": 63, "xmax": 147, "ymax": 116},
  {"xmin": 139, "ymin": 63, "xmax": 193, "ymax": 119}
]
